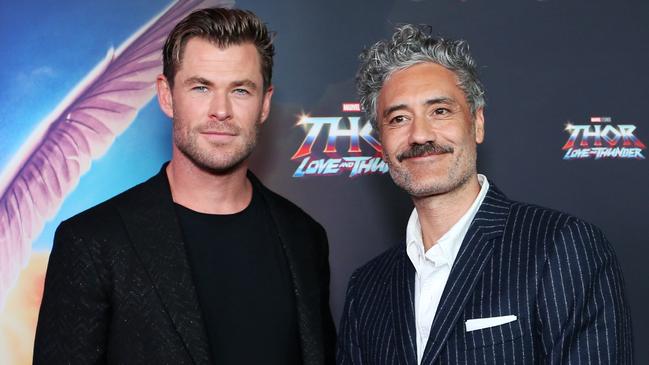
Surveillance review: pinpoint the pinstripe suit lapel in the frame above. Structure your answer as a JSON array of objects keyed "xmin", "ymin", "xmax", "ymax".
[
  {"xmin": 421, "ymin": 186, "xmax": 510, "ymax": 364},
  {"xmin": 390, "ymin": 250, "xmax": 418, "ymax": 364}
]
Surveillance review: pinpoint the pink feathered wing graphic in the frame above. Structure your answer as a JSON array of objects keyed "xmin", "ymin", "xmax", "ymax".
[{"xmin": 0, "ymin": 0, "xmax": 234, "ymax": 307}]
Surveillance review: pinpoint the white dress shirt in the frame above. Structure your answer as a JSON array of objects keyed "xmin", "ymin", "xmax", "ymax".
[{"xmin": 405, "ymin": 174, "xmax": 490, "ymax": 364}]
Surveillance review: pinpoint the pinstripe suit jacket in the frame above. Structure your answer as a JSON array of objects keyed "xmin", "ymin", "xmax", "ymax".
[{"xmin": 337, "ymin": 185, "xmax": 633, "ymax": 364}]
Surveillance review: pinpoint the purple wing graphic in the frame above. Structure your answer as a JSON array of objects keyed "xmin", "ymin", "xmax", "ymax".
[{"xmin": 0, "ymin": 0, "xmax": 234, "ymax": 307}]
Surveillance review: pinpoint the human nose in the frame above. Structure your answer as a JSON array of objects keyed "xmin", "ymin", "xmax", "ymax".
[
  {"xmin": 407, "ymin": 114, "xmax": 436, "ymax": 145},
  {"xmin": 208, "ymin": 91, "xmax": 232, "ymax": 121}
]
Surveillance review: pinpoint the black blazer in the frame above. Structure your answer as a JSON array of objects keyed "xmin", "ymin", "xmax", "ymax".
[
  {"xmin": 34, "ymin": 165, "xmax": 335, "ymax": 364},
  {"xmin": 337, "ymin": 185, "xmax": 633, "ymax": 364}
]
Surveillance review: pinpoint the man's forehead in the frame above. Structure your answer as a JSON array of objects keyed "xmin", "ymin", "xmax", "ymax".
[
  {"xmin": 378, "ymin": 63, "xmax": 466, "ymax": 107},
  {"xmin": 385, "ymin": 63, "xmax": 458, "ymax": 88},
  {"xmin": 181, "ymin": 38, "xmax": 259, "ymax": 60},
  {"xmin": 175, "ymin": 39, "xmax": 262, "ymax": 78},
  {"xmin": 379, "ymin": 64, "xmax": 461, "ymax": 97}
]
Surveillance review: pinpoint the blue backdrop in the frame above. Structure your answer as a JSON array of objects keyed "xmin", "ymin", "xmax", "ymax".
[{"xmin": 0, "ymin": 0, "xmax": 646, "ymax": 363}]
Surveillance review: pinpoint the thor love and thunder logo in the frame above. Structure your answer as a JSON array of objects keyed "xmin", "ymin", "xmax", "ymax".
[
  {"xmin": 291, "ymin": 103, "xmax": 388, "ymax": 177},
  {"xmin": 562, "ymin": 116, "xmax": 645, "ymax": 160}
]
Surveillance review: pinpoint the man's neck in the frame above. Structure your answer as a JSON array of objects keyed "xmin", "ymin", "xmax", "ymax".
[
  {"xmin": 166, "ymin": 155, "xmax": 252, "ymax": 215},
  {"xmin": 412, "ymin": 175, "xmax": 481, "ymax": 251}
]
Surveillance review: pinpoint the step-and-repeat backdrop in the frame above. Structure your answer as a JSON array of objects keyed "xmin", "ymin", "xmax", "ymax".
[{"xmin": 1, "ymin": 0, "xmax": 647, "ymax": 363}]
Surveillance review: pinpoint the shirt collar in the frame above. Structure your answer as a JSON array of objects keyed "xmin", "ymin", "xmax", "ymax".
[{"xmin": 406, "ymin": 174, "xmax": 490, "ymax": 271}]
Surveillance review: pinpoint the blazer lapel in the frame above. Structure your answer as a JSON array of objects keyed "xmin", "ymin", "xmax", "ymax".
[
  {"xmin": 390, "ymin": 251, "xmax": 418, "ymax": 364},
  {"xmin": 250, "ymin": 173, "xmax": 326, "ymax": 364},
  {"xmin": 116, "ymin": 166, "xmax": 211, "ymax": 365},
  {"xmin": 421, "ymin": 186, "xmax": 511, "ymax": 364}
]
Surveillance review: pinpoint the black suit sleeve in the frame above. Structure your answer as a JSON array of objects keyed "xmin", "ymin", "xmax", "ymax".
[
  {"xmin": 33, "ymin": 221, "xmax": 110, "ymax": 364},
  {"xmin": 536, "ymin": 219, "xmax": 633, "ymax": 364},
  {"xmin": 316, "ymin": 224, "xmax": 337, "ymax": 364}
]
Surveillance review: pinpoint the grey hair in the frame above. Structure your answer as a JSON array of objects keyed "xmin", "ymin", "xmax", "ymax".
[{"xmin": 357, "ymin": 24, "xmax": 485, "ymax": 130}]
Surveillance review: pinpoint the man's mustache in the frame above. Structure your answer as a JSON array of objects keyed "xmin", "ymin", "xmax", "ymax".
[
  {"xmin": 196, "ymin": 121, "xmax": 240, "ymax": 134},
  {"xmin": 396, "ymin": 142, "xmax": 454, "ymax": 162}
]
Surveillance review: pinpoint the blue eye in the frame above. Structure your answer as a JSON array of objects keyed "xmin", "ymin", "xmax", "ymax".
[
  {"xmin": 191, "ymin": 86, "xmax": 208, "ymax": 93},
  {"xmin": 233, "ymin": 88, "xmax": 250, "ymax": 95}
]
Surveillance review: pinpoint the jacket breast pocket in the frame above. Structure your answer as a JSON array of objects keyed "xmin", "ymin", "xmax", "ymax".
[{"xmin": 462, "ymin": 316, "xmax": 526, "ymax": 350}]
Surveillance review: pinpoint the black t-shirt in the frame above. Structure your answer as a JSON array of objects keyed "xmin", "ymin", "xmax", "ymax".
[{"xmin": 174, "ymin": 187, "xmax": 302, "ymax": 365}]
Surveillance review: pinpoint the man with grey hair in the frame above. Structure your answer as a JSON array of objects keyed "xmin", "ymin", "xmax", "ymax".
[{"xmin": 337, "ymin": 24, "xmax": 632, "ymax": 364}]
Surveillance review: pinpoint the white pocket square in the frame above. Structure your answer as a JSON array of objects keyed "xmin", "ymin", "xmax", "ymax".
[{"xmin": 465, "ymin": 315, "xmax": 517, "ymax": 332}]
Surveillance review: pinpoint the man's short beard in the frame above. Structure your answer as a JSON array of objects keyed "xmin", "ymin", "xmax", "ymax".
[
  {"xmin": 173, "ymin": 119, "xmax": 261, "ymax": 175},
  {"xmin": 388, "ymin": 164, "xmax": 473, "ymax": 198},
  {"xmin": 385, "ymin": 141, "xmax": 475, "ymax": 198}
]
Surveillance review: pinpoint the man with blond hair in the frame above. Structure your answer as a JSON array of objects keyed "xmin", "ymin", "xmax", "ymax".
[{"xmin": 35, "ymin": 8, "xmax": 335, "ymax": 364}]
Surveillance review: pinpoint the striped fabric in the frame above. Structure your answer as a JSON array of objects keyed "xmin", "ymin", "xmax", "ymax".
[{"xmin": 337, "ymin": 185, "xmax": 633, "ymax": 364}]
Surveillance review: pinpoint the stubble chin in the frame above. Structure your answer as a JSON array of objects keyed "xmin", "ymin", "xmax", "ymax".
[
  {"xmin": 389, "ymin": 168, "xmax": 446, "ymax": 197},
  {"xmin": 174, "ymin": 127, "xmax": 258, "ymax": 174},
  {"xmin": 386, "ymin": 151, "xmax": 475, "ymax": 198}
]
